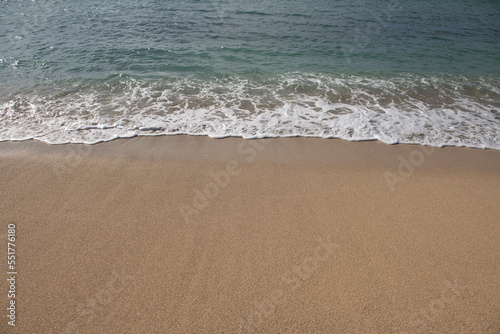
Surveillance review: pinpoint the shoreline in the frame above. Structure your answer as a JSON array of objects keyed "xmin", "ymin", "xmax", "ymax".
[
  {"xmin": 1, "ymin": 133, "xmax": 499, "ymax": 151},
  {"xmin": 1, "ymin": 136, "xmax": 499, "ymax": 333}
]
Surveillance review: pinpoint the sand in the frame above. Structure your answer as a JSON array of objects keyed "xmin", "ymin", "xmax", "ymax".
[{"xmin": 1, "ymin": 136, "xmax": 499, "ymax": 333}]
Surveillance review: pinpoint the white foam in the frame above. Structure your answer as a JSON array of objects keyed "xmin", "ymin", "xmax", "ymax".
[{"xmin": 0, "ymin": 73, "xmax": 499, "ymax": 149}]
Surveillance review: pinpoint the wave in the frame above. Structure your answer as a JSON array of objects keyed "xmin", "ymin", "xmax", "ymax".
[{"xmin": 0, "ymin": 72, "xmax": 499, "ymax": 149}]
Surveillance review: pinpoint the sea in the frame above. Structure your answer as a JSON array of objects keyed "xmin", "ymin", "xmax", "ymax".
[{"xmin": 1, "ymin": 0, "xmax": 499, "ymax": 148}]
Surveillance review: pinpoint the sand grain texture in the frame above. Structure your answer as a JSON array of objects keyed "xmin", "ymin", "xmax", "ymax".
[{"xmin": 1, "ymin": 136, "xmax": 499, "ymax": 333}]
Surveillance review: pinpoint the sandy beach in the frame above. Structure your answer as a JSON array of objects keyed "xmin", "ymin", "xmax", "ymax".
[{"xmin": 1, "ymin": 136, "xmax": 499, "ymax": 333}]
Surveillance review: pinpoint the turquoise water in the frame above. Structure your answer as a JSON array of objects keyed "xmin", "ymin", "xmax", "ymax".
[{"xmin": 1, "ymin": 0, "xmax": 499, "ymax": 147}]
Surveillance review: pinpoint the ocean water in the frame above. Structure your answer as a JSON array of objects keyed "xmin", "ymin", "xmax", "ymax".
[{"xmin": 1, "ymin": 0, "xmax": 499, "ymax": 148}]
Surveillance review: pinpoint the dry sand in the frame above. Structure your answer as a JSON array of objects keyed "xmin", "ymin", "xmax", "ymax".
[{"xmin": 1, "ymin": 136, "xmax": 499, "ymax": 333}]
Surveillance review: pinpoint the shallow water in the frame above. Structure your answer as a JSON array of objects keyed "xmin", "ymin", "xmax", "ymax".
[{"xmin": 1, "ymin": 0, "xmax": 499, "ymax": 147}]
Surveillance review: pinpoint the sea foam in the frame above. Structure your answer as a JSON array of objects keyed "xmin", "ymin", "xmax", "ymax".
[{"xmin": 0, "ymin": 73, "xmax": 499, "ymax": 149}]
